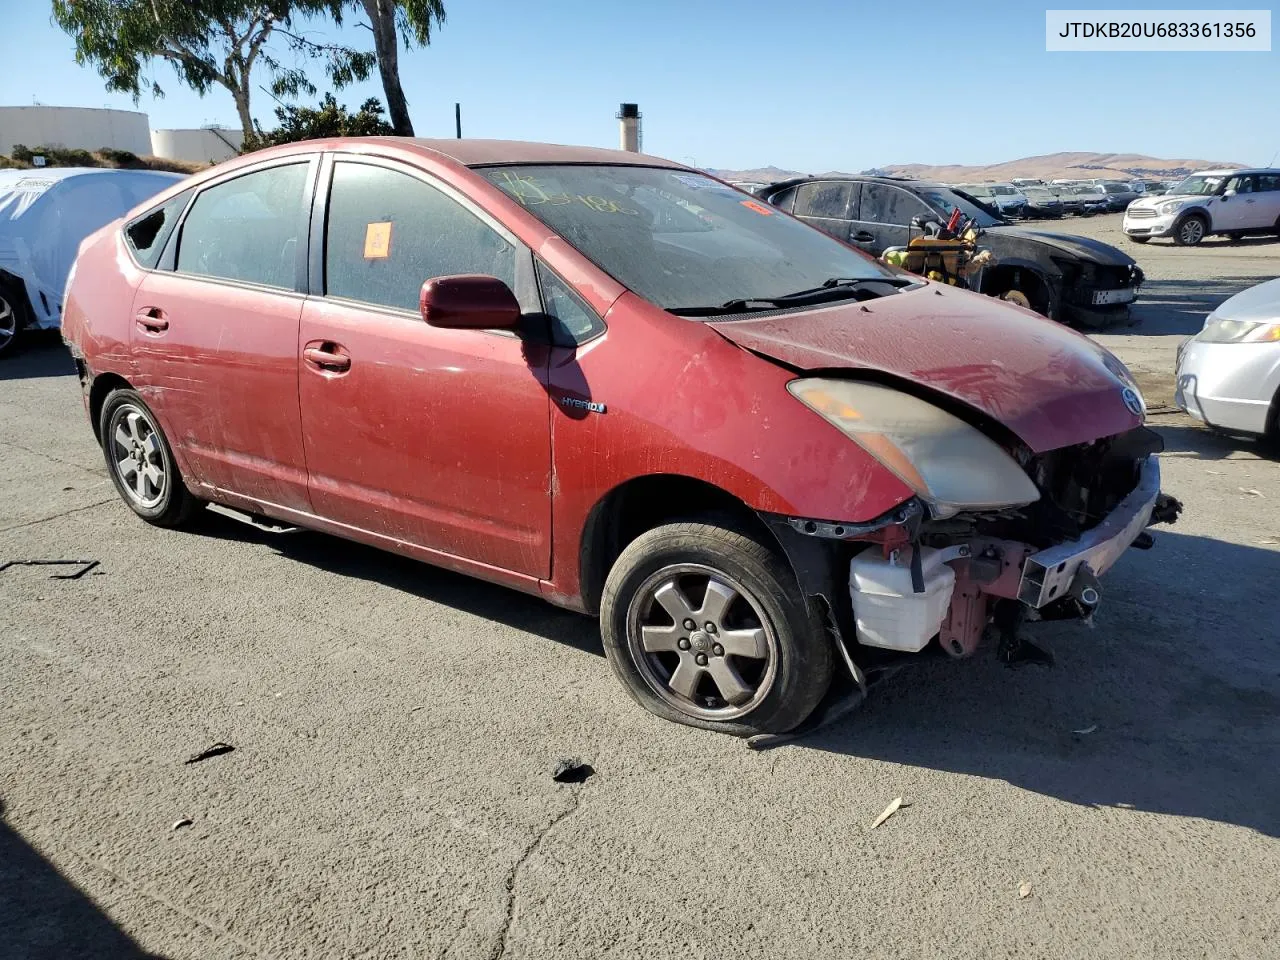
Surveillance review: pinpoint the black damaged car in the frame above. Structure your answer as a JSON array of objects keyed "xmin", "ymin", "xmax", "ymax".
[{"xmin": 759, "ymin": 176, "xmax": 1144, "ymax": 328}]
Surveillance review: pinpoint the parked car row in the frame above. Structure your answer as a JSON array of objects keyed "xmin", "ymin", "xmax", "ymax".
[{"xmin": 58, "ymin": 137, "xmax": 1181, "ymax": 737}]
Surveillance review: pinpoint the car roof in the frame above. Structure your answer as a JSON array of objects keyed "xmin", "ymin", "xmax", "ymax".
[
  {"xmin": 322, "ymin": 137, "xmax": 685, "ymax": 169},
  {"xmin": 1189, "ymin": 167, "xmax": 1279, "ymax": 176},
  {"xmin": 0, "ymin": 166, "xmax": 184, "ymax": 188},
  {"xmin": 761, "ymin": 174, "xmax": 950, "ymax": 194}
]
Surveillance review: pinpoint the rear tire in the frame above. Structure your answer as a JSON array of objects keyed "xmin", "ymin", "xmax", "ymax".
[
  {"xmin": 1174, "ymin": 215, "xmax": 1208, "ymax": 246},
  {"xmin": 600, "ymin": 521, "xmax": 832, "ymax": 736},
  {"xmin": 99, "ymin": 388, "xmax": 199, "ymax": 528}
]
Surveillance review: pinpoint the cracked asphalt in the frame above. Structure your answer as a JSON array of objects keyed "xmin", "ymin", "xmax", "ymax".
[{"xmin": 2, "ymin": 215, "xmax": 1278, "ymax": 959}]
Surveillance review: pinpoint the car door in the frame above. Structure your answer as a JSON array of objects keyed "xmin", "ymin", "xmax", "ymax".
[
  {"xmin": 852, "ymin": 184, "xmax": 936, "ymax": 254},
  {"xmin": 1255, "ymin": 174, "xmax": 1280, "ymax": 229},
  {"xmin": 1213, "ymin": 174, "xmax": 1261, "ymax": 231},
  {"xmin": 129, "ymin": 156, "xmax": 316, "ymax": 512},
  {"xmin": 792, "ymin": 181, "xmax": 858, "ymax": 243},
  {"xmin": 297, "ymin": 156, "xmax": 552, "ymax": 578}
]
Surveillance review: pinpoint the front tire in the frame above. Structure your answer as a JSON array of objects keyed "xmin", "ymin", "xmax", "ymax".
[
  {"xmin": 600, "ymin": 521, "xmax": 832, "ymax": 736},
  {"xmin": 99, "ymin": 389, "xmax": 198, "ymax": 527},
  {"xmin": 0, "ymin": 287, "xmax": 24, "ymax": 356},
  {"xmin": 1174, "ymin": 215, "xmax": 1208, "ymax": 246}
]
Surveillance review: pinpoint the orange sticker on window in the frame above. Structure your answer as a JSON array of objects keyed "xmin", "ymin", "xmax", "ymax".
[
  {"xmin": 740, "ymin": 199, "xmax": 773, "ymax": 216},
  {"xmin": 364, "ymin": 221, "xmax": 392, "ymax": 259}
]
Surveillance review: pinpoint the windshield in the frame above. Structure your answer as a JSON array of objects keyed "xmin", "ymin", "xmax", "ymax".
[
  {"xmin": 926, "ymin": 188, "xmax": 1005, "ymax": 227},
  {"xmin": 1169, "ymin": 174, "xmax": 1226, "ymax": 196},
  {"xmin": 1023, "ymin": 187, "xmax": 1053, "ymax": 198},
  {"xmin": 479, "ymin": 165, "xmax": 894, "ymax": 310},
  {"xmin": 991, "ymin": 185, "xmax": 1017, "ymax": 196}
]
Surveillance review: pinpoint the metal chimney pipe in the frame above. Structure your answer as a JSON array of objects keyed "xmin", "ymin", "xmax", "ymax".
[{"xmin": 617, "ymin": 103, "xmax": 641, "ymax": 152}]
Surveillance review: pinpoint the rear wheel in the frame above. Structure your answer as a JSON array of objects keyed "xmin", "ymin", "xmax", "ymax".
[
  {"xmin": 99, "ymin": 389, "xmax": 199, "ymax": 527},
  {"xmin": 600, "ymin": 521, "xmax": 832, "ymax": 736},
  {"xmin": 1174, "ymin": 215, "xmax": 1208, "ymax": 246},
  {"xmin": 0, "ymin": 287, "xmax": 23, "ymax": 356}
]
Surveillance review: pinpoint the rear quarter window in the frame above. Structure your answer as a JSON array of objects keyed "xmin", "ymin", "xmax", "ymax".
[{"xmin": 125, "ymin": 190, "xmax": 191, "ymax": 268}]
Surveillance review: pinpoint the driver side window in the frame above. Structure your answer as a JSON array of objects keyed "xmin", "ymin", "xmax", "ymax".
[{"xmin": 176, "ymin": 163, "xmax": 310, "ymax": 290}]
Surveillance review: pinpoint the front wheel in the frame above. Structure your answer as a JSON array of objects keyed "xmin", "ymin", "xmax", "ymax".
[
  {"xmin": 0, "ymin": 288, "xmax": 23, "ymax": 356},
  {"xmin": 600, "ymin": 521, "xmax": 832, "ymax": 736},
  {"xmin": 100, "ymin": 388, "xmax": 199, "ymax": 527},
  {"xmin": 1174, "ymin": 215, "xmax": 1208, "ymax": 246}
]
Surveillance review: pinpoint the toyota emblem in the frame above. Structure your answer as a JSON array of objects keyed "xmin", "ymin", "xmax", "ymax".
[{"xmin": 1121, "ymin": 387, "xmax": 1144, "ymax": 417}]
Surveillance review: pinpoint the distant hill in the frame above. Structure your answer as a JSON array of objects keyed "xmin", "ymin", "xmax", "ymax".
[{"xmin": 710, "ymin": 152, "xmax": 1247, "ymax": 186}]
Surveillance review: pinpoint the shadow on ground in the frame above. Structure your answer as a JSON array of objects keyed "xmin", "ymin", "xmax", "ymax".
[
  {"xmin": 1129, "ymin": 277, "xmax": 1268, "ymax": 336},
  {"xmin": 187, "ymin": 508, "xmax": 604, "ymax": 658},
  {"xmin": 0, "ymin": 336, "xmax": 75, "ymax": 381},
  {"xmin": 797, "ymin": 528, "xmax": 1280, "ymax": 838},
  {"xmin": 1155, "ymin": 420, "xmax": 1278, "ymax": 461},
  {"xmin": 0, "ymin": 817, "xmax": 162, "ymax": 960}
]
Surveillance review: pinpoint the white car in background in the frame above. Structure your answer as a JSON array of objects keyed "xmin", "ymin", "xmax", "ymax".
[
  {"xmin": 1123, "ymin": 168, "xmax": 1280, "ymax": 246},
  {"xmin": 0, "ymin": 167, "xmax": 184, "ymax": 354},
  {"xmin": 1176, "ymin": 277, "xmax": 1280, "ymax": 438}
]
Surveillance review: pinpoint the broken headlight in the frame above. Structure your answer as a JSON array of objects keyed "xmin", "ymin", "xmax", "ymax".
[{"xmin": 787, "ymin": 379, "xmax": 1041, "ymax": 519}]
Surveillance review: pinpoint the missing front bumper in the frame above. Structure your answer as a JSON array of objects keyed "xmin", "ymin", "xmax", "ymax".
[{"xmin": 1016, "ymin": 456, "xmax": 1161, "ymax": 608}]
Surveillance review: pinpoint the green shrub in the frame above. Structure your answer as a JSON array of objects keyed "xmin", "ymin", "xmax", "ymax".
[
  {"xmin": 10, "ymin": 144, "xmax": 32, "ymax": 163},
  {"xmin": 97, "ymin": 147, "xmax": 140, "ymax": 166}
]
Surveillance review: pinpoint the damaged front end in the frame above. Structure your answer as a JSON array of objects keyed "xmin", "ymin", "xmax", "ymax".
[{"xmin": 763, "ymin": 426, "xmax": 1182, "ymax": 679}]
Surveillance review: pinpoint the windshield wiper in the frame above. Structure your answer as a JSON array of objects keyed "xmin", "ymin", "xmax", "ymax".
[{"xmin": 669, "ymin": 277, "xmax": 914, "ymax": 317}]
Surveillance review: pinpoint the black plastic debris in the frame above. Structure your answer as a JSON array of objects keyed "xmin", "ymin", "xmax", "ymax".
[
  {"xmin": 184, "ymin": 742, "xmax": 235, "ymax": 765},
  {"xmin": 552, "ymin": 759, "xmax": 594, "ymax": 784},
  {"xmin": 0, "ymin": 559, "xmax": 100, "ymax": 580}
]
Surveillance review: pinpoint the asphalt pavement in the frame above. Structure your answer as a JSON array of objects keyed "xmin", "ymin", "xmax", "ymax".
[{"xmin": 2, "ymin": 214, "xmax": 1278, "ymax": 959}]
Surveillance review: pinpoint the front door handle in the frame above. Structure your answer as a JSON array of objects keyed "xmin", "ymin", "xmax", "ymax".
[
  {"xmin": 134, "ymin": 307, "xmax": 169, "ymax": 332},
  {"xmin": 853, "ymin": 231, "xmax": 876, "ymax": 242},
  {"xmin": 303, "ymin": 344, "xmax": 351, "ymax": 372}
]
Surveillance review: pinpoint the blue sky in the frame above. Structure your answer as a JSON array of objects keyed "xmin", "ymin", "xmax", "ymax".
[{"xmin": 3, "ymin": 1, "xmax": 1277, "ymax": 171}]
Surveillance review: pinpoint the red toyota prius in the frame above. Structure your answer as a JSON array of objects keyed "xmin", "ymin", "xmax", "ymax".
[{"xmin": 62, "ymin": 138, "xmax": 1179, "ymax": 737}]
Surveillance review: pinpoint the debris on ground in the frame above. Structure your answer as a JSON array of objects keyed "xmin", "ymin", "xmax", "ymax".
[
  {"xmin": 184, "ymin": 742, "xmax": 235, "ymax": 765},
  {"xmin": 0, "ymin": 559, "xmax": 101, "ymax": 580},
  {"xmin": 1019, "ymin": 881, "xmax": 1034, "ymax": 899},
  {"xmin": 1239, "ymin": 488, "xmax": 1265, "ymax": 498},
  {"xmin": 552, "ymin": 759, "xmax": 594, "ymax": 784},
  {"xmin": 870, "ymin": 796, "xmax": 908, "ymax": 830},
  {"xmin": 1072, "ymin": 724, "xmax": 1098, "ymax": 735},
  {"xmin": 171, "ymin": 818, "xmax": 193, "ymax": 831}
]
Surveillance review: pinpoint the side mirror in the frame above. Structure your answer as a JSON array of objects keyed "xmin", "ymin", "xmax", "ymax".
[
  {"xmin": 1223, "ymin": 188, "xmax": 1237, "ymax": 198},
  {"xmin": 420, "ymin": 275, "xmax": 521, "ymax": 330}
]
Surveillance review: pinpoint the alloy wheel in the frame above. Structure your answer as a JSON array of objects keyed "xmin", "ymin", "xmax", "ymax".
[
  {"xmin": 625, "ymin": 563, "xmax": 779, "ymax": 721},
  {"xmin": 0, "ymin": 295, "xmax": 16, "ymax": 353},
  {"xmin": 1179, "ymin": 219, "xmax": 1205, "ymax": 245},
  {"xmin": 108, "ymin": 404, "xmax": 168, "ymax": 508}
]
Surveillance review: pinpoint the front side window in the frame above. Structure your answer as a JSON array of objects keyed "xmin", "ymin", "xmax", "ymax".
[
  {"xmin": 922, "ymin": 189, "xmax": 1004, "ymax": 227},
  {"xmin": 176, "ymin": 163, "xmax": 309, "ymax": 289},
  {"xmin": 860, "ymin": 184, "xmax": 933, "ymax": 226},
  {"xmin": 126, "ymin": 190, "xmax": 190, "ymax": 268},
  {"xmin": 479, "ymin": 165, "xmax": 892, "ymax": 312},
  {"xmin": 326, "ymin": 161, "xmax": 517, "ymax": 311}
]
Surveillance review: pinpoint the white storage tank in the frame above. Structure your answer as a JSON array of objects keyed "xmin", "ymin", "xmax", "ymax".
[
  {"xmin": 0, "ymin": 106, "xmax": 152, "ymax": 157},
  {"xmin": 150, "ymin": 127, "xmax": 243, "ymax": 164}
]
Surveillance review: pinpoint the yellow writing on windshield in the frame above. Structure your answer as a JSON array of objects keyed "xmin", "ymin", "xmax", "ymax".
[{"xmin": 492, "ymin": 170, "xmax": 639, "ymax": 215}]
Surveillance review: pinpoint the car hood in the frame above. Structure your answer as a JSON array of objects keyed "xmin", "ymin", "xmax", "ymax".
[
  {"xmin": 1129, "ymin": 193, "xmax": 1202, "ymax": 209},
  {"xmin": 710, "ymin": 283, "xmax": 1141, "ymax": 453},
  {"xmin": 985, "ymin": 226, "xmax": 1136, "ymax": 265},
  {"xmin": 1213, "ymin": 276, "xmax": 1280, "ymax": 323}
]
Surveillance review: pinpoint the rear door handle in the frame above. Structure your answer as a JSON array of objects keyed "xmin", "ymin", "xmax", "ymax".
[
  {"xmin": 134, "ymin": 307, "xmax": 168, "ymax": 332},
  {"xmin": 853, "ymin": 231, "xmax": 876, "ymax": 242},
  {"xmin": 303, "ymin": 344, "xmax": 351, "ymax": 372}
]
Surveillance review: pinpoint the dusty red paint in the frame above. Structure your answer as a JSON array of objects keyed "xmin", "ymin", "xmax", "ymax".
[
  {"xmin": 62, "ymin": 138, "xmax": 1139, "ymax": 615},
  {"xmin": 709, "ymin": 283, "xmax": 1142, "ymax": 454}
]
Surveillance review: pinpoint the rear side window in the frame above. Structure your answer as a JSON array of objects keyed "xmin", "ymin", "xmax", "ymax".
[
  {"xmin": 860, "ymin": 184, "xmax": 933, "ymax": 226},
  {"xmin": 125, "ymin": 191, "xmax": 190, "ymax": 268},
  {"xmin": 794, "ymin": 182, "xmax": 854, "ymax": 219},
  {"xmin": 1257, "ymin": 174, "xmax": 1280, "ymax": 193},
  {"xmin": 324, "ymin": 162, "xmax": 517, "ymax": 312},
  {"xmin": 176, "ymin": 163, "xmax": 310, "ymax": 290},
  {"xmin": 536, "ymin": 261, "xmax": 604, "ymax": 346}
]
